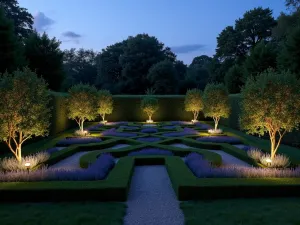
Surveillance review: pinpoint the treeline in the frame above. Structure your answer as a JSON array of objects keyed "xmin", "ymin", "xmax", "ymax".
[{"xmin": 1, "ymin": 0, "xmax": 300, "ymax": 94}]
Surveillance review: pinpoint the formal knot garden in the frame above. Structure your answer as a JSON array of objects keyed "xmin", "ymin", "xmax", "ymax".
[{"xmin": 1, "ymin": 70, "xmax": 300, "ymax": 225}]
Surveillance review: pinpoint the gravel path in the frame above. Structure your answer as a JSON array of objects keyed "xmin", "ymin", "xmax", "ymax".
[
  {"xmin": 111, "ymin": 144, "xmax": 130, "ymax": 149},
  {"xmin": 124, "ymin": 166, "xmax": 184, "ymax": 225},
  {"xmin": 207, "ymin": 150, "xmax": 250, "ymax": 167},
  {"xmin": 49, "ymin": 151, "xmax": 89, "ymax": 170},
  {"xmin": 170, "ymin": 143, "xmax": 191, "ymax": 149}
]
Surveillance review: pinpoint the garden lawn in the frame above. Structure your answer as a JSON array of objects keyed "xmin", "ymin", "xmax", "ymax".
[
  {"xmin": 0, "ymin": 202, "xmax": 125, "ymax": 225},
  {"xmin": 182, "ymin": 198, "xmax": 300, "ymax": 225}
]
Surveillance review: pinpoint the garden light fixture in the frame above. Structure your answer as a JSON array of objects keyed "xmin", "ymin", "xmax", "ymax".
[{"xmin": 24, "ymin": 161, "xmax": 31, "ymax": 173}]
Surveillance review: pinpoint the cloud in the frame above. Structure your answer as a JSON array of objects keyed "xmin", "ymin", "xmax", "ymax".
[
  {"xmin": 171, "ymin": 44, "xmax": 206, "ymax": 54},
  {"xmin": 61, "ymin": 31, "xmax": 82, "ymax": 44},
  {"xmin": 33, "ymin": 12, "xmax": 55, "ymax": 32}
]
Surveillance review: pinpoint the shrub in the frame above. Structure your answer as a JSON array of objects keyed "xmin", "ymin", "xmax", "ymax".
[
  {"xmin": 247, "ymin": 149, "xmax": 263, "ymax": 161},
  {"xmin": 161, "ymin": 125, "xmax": 177, "ymax": 130},
  {"xmin": 208, "ymin": 129, "xmax": 223, "ymax": 134},
  {"xmin": 66, "ymin": 83, "xmax": 98, "ymax": 132},
  {"xmin": 0, "ymin": 152, "xmax": 50, "ymax": 172},
  {"xmin": 260, "ymin": 153, "xmax": 290, "ymax": 168},
  {"xmin": 184, "ymin": 89, "xmax": 204, "ymax": 121},
  {"xmin": 234, "ymin": 144, "xmax": 255, "ymax": 151},
  {"xmin": 56, "ymin": 137, "xmax": 102, "ymax": 146},
  {"xmin": 203, "ymin": 83, "xmax": 230, "ymax": 130},
  {"xmin": 136, "ymin": 137, "xmax": 161, "ymax": 142},
  {"xmin": 74, "ymin": 130, "xmax": 90, "ymax": 136},
  {"xmin": 46, "ymin": 147, "xmax": 60, "ymax": 155},
  {"xmin": 0, "ymin": 68, "xmax": 51, "ymax": 162},
  {"xmin": 196, "ymin": 136, "xmax": 242, "ymax": 144},
  {"xmin": 240, "ymin": 69, "xmax": 300, "ymax": 160},
  {"xmin": 141, "ymin": 96, "xmax": 159, "ymax": 121},
  {"xmin": 141, "ymin": 128, "xmax": 158, "ymax": 133},
  {"xmin": 120, "ymin": 126, "xmax": 139, "ymax": 130},
  {"xmin": 97, "ymin": 90, "xmax": 113, "ymax": 122},
  {"xmin": 128, "ymin": 148, "xmax": 173, "ymax": 156}
]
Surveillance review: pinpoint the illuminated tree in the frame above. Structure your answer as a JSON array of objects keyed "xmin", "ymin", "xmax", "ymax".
[
  {"xmin": 97, "ymin": 90, "xmax": 113, "ymax": 122},
  {"xmin": 141, "ymin": 96, "xmax": 159, "ymax": 122},
  {"xmin": 203, "ymin": 83, "xmax": 230, "ymax": 130},
  {"xmin": 0, "ymin": 68, "xmax": 51, "ymax": 162},
  {"xmin": 240, "ymin": 69, "xmax": 300, "ymax": 160},
  {"xmin": 184, "ymin": 89, "xmax": 204, "ymax": 121},
  {"xmin": 66, "ymin": 83, "xmax": 98, "ymax": 132}
]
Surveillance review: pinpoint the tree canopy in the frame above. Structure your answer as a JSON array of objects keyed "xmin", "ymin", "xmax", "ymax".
[
  {"xmin": 0, "ymin": 67, "xmax": 51, "ymax": 161},
  {"xmin": 66, "ymin": 84, "xmax": 98, "ymax": 131},
  {"xmin": 184, "ymin": 89, "xmax": 204, "ymax": 121},
  {"xmin": 240, "ymin": 69, "xmax": 300, "ymax": 159}
]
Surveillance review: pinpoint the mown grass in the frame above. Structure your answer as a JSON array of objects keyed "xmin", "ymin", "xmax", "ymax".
[
  {"xmin": 0, "ymin": 202, "xmax": 125, "ymax": 225},
  {"xmin": 182, "ymin": 198, "xmax": 300, "ymax": 225}
]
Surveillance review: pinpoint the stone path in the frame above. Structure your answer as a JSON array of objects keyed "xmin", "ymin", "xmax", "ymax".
[
  {"xmin": 207, "ymin": 150, "xmax": 250, "ymax": 167},
  {"xmin": 123, "ymin": 166, "xmax": 184, "ymax": 225},
  {"xmin": 49, "ymin": 152, "xmax": 89, "ymax": 170}
]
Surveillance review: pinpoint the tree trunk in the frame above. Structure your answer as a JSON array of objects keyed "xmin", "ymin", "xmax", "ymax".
[
  {"xmin": 16, "ymin": 145, "xmax": 22, "ymax": 162},
  {"xmin": 80, "ymin": 120, "xmax": 84, "ymax": 132},
  {"xmin": 102, "ymin": 114, "xmax": 105, "ymax": 121},
  {"xmin": 193, "ymin": 111, "xmax": 199, "ymax": 121},
  {"xmin": 214, "ymin": 117, "xmax": 219, "ymax": 130},
  {"xmin": 270, "ymin": 134, "xmax": 276, "ymax": 160},
  {"xmin": 149, "ymin": 115, "xmax": 152, "ymax": 121}
]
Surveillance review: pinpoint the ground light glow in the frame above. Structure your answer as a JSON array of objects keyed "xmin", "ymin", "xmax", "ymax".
[{"xmin": 146, "ymin": 120, "xmax": 153, "ymax": 123}]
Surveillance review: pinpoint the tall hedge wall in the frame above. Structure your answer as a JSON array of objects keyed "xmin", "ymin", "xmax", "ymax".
[
  {"xmin": 110, "ymin": 95, "xmax": 207, "ymax": 122},
  {"xmin": 48, "ymin": 91, "xmax": 75, "ymax": 135}
]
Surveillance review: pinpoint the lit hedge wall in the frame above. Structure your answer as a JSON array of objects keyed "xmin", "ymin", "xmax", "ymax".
[{"xmin": 109, "ymin": 95, "xmax": 207, "ymax": 122}]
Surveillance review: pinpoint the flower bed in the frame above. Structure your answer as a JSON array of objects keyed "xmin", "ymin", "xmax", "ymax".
[
  {"xmin": 161, "ymin": 125, "xmax": 177, "ymax": 130},
  {"xmin": 101, "ymin": 128, "xmax": 137, "ymax": 137},
  {"xmin": 140, "ymin": 128, "xmax": 158, "ymax": 133},
  {"xmin": 56, "ymin": 137, "xmax": 102, "ymax": 146},
  {"xmin": 120, "ymin": 126, "xmax": 140, "ymax": 130},
  {"xmin": 185, "ymin": 152, "xmax": 300, "ymax": 178},
  {"xmin": 233, "ymin": 144, "xmax": 255, "ymax": 151},
  {"xmin": 196, "ymin": 136, "xmax": 242, "ymax": 144},
  {"xmin": 86, "ymin": 123, "xmax": 104, "ymax": 131},
  {"xmin": 163, "ymin": 128, "xmax": 198, "ymax": 137},
  {"xmin": 136, "ymin": 137, "xmax": 161, "ymax": 142},
  {"xmin": 0, "ymin": 154, "xmax": 115, "ymax": 182},
  {"xmin": 194, "ymin": 123, "xmax": 213, "ymax": 130},
  {"xmin": 128, "ymin": 148, "xmax": 174, "ymax": 156}
]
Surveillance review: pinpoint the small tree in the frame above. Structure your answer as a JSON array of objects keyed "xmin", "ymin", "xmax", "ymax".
[
  {"xmin": 0, "ymin": 68, "xmax": 51, "ymax": 162},
  {"xmin": 141, "ymin": 96, "xmax": 159, "ymax": 122},
  {"xmin": 240, "ymin": 69, "xmax": 300, "ymax": 160},
  {"xmin": 184, "ymin": 89, "xmax": 204, "ymax": 121},
  {"xmin": 97, "ymin": 90, "xmax": 113, "ymax": 122},
  {"xmin": 66, "ymin": 83, "xmax": 98, "ymax": 132},
  {"xmin": 203, "ymin": 83, "xmax": 230, "ymax": 130}
]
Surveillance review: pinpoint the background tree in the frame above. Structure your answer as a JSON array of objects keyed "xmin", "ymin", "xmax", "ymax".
[
  {"xmin": 96, "ymin": 41, "xmax": 126, "ymax": 93},
  {"xmin": 0, "ymin": 8, "xmax": 25, "ymax": 73},
  {"xmin": 66, "ymin": 84, "xmax": 98, "ymax": 132},
  {"xmin": 277, "ymin": 26, "xmax": 300, "ymax": 78},
  {"xmin": 235, "ymin": 7, "xmax": 276, "ymax": 50},
  {"xmin": 0, "ymin": 68, "xmax": 51, "ymax": 162},
  {"xmin": 62, "ymin": 48, "xmax": 98, "ymax": 90},
  {"xmin": 224, "ymin": 65, "xmax": 245, "ymax": 94},
  {"xmin": 203, "ymin": 83, "xmax": 230, "ymax": 130},
  {"xmin": 285, "ymin": 0, "xmax": 300, "ymax": 11},
  {"xmin": 240, "ymin": 69, "xmax": 300, "ymax": 160},
  {"xmin": 147, "ymin": 60, "xmax": 178, "ymax": 94},
  {"xmin": 119, "ymin": 34, "xmax": 176, "ymax": 94},
  {"xmin": 141, "ymin": 96, "xmax": 159, "ymax": 122},
  {"xmin": 184, "ymin": 65, "xmax": 210, "ymax": 90},
  {"xmin": 24, "ymin": 32, "xmax": 65, "ymax": 91},
  {"xmin": 184, "ymin": 89, "xmax": 204, "ymax": 122},
  {"xmin": 97, "ymin": 90, "xmax": 113, "ymax": 122},
  {"xmin": 190, "ymin": 55, "xmax": 213, "ymax": 68},
  {"xmin": 243, "ymin": 41, "xmax": 278, "ymax": 79},
  {"xmin": 0, "ymin": 0, "xmax": 33, "ymax": 40}
]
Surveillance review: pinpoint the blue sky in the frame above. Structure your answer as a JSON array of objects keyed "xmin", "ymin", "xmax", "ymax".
[{"xmin": 19, "ymin": 0, "xmax": 286, "ymax": 64}]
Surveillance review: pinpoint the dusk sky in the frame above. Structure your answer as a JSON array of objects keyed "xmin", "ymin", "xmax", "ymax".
[{"xmin": 19, "ymin": 0, "xmax": 286, "ymax": 64}]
